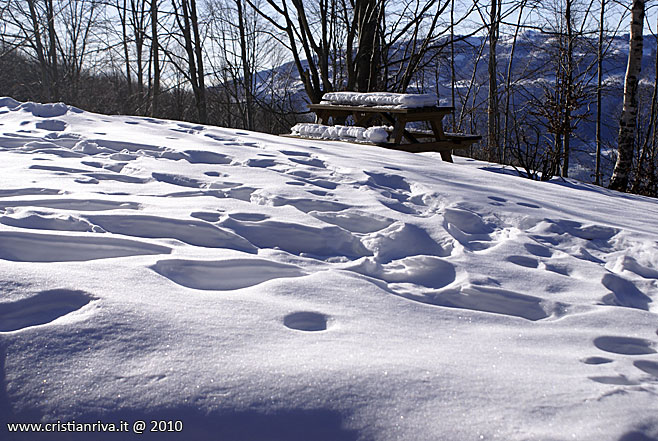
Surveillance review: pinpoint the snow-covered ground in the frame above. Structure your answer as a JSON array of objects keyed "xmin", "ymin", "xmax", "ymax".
[{"xmin": 0, "ymin": 97, "xmax": 657, "ymax": 441}]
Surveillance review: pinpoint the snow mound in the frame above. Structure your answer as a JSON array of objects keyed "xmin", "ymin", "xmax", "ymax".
[
  {"xmin": 291, "ymin": 123, "xmax": 389, "ymax": 143},
  {"xmin": 17, "ymin": 101, "xmax": 83, "ymax": 117}
]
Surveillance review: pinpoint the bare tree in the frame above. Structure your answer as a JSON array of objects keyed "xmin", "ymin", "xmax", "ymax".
[
  {"xmin": 151, "ymin": 0, "xmax": 161, "ymax": 116},
  {"xmin": 488, "ymin": 0, "xmax": 501, "ymax": 163},
  {"xmin": 501, "ymin": 0, "xmax": 530, "ymax": 165},
  {"xmin": 610, "ymin": 0, "xmax": 644, "ymax": 191},
  {"xmin": 58, "ymin": 0, "xmax": 99, "ymax": 102},
  {"xmin": 169, "ymin": 0, "xmax": 208, "ymax": 123}
]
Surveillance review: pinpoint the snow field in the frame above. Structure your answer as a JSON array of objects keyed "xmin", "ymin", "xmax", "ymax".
[{"xmin": 0, "ymin": 99, "xmax": 657, "ymax": 440}]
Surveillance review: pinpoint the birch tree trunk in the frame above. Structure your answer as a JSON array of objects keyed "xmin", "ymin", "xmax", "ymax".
[{"xmin": 610, "ymin": 0, "xmax": 645, "ymax": 191}]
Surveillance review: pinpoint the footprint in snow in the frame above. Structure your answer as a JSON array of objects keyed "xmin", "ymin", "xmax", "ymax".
[
  {"xmin": 617, "ymin": 431, "xmax": 658, "ymax": 441},
  {"xmin": 516, "ymin": 202, "xmax": 541, "ymax": 209},
  {"xmin": 443, "ymin": 208, "xmax": 502, "ymax": 252},
  {"xmin": 0, "ymin": 289, "xmax": 95, "ymax": 332},
  {"xmin": 488, "ymin": 196, "xmax": 507, "ymax": 206},
  {"xmin": 524, "ymin": 243, "xmax": 553, "ymax": 258},
  {"xmin": 588, "ymin": 375, "xmax": 640, "ymax": 386},
  {"xmin": 227, "ymin": 212, "xmax": 269, "ymax": 222},
  {"xmin": 283, "ymin": 311, "xmax": 328, "ymax": 332},
  {"xmin": 151, "ymin": 258, "xmax": 306, "ymax": 291},
  {"xmin": 190, "ymin": 211, "xmax": 222, "ymax": 222},
  {"xmin": 244, "ymin": 158, "xmax": 277, "ymax": 168},
  {"xmin": 151, "ymin": 172, "xmax": 209, "ymax": 189},
  {"xmin": 288, "ymin": 157, "xmax": 326, "ymax": 168},
  {"xmin": 35, "ymin": 119, "xmax": 67, "ymax": 131},
  {"xmin": 203, "ymin": 133, "xmax": 235, "ymax": 143},
  {"xmin": 593, "ymin": 336, "xmax": 656, "ymax": 355},
  {"xmin": 586, "ymin": 335, "xmax": 658, "ymax": 387},
  {"xmin": 581, "ymin": 356, "xmax": 613, "ymax": 365},
  {"xmin": 288, "ymin": 176, "xmax": 338, "ymax": 190},
  {"xmin": 307, "ymin": 189, "xmax": 330, "ymax": 197},
  {"xmin": 80, "ymin": 161, "xmax": 128, "ymax": 173},
  {"xmin": 600, "ymin": 273, "xmax": 651, "ymax": 311},
  {"xmin": 506, "ymin": 255, "xmax": 539, "ymax": 269},
  {"xmin": 364, "ymin": 171, "xmax": 411, "ymax": 192},
  {"xmin": 182, "ymin": 150, "xmax": 232, "ymax": 165},
  {"xmin": 279, "ymin": 150, "xmax": 311, "ymax": 157}
]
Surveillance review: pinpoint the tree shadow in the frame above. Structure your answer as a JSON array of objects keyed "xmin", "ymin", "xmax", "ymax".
[{"xmin": 618, "ymin": 431, "xmax": 658, "ymax": 441}]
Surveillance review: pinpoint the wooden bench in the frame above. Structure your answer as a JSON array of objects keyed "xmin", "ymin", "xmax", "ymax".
[{"xmin": 307, "ymin": 102, "xmax": 481, "ymax": 162}]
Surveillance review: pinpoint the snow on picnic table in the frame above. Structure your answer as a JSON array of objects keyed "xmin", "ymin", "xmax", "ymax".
[
  {"xmin": 321, "ymin": 91, "xmax": 439, "ymax": 108},
  {"xmin": 0, "ymin": 96, "xmax": 657, "ymax": 441},
  {"xmin": 291, "ymin": 123, "xmax": 390, "ymax": 144}
]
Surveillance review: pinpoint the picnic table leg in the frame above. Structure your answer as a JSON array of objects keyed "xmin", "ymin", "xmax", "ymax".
[
  {"xmin": 383, "ymin": 113, "xmax": 419, "ymax": 144},
  {"xmin": 391, "ymin": 119, "xmax": 406, "ymax": 145},
  {"xmin": 315, "ymin": 110, "xmax": 329, "ymax": 124},
  {"xmin": 430, "ymin": 118, "xmax": 453, "ymax": 163},
  {"xmin": 352, "ymin": 112, "xmax": 373, "ymax": 127}
]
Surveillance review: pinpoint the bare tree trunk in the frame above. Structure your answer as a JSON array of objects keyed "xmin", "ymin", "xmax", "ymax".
[
  {"xmin": 562, "ymin": 0, "xmax": 574, "ymax": 178},
  {"xmin": 117, "ymin": 0, "xmax": 133, "ymax": 105},
  {"xmin": 189, "ymin": 0, "xmax": 207, "ymax": 123},
  {"xmin": 26, "ymin": 0, "xmax": 51, "ymax": 100},
  {"xmin": 130, "ymin": 0, "xmax": 146, "ymax": 110},
  {"xmin": 610, "ymin": 0, "xmax": 645, "ymax": 191},
  {"xmin": 236, "ymin": 0, "xmax": 254, "ymax": 130},
  {"xmin": 502, "ymin": 0, "xmax": 526, "ymax": 165},
  {"xmin": 450, "ymin": 0, "xmax": 456, "ymax": 131},
  {"xmin": 173, "ymin": 0, "xmax": 207, "ymax": 123},
  {"xmin": 594, "ymin": 0, "xmax": 605, "ymax": 185},
  {"xmin": 632, "ymin": 14, "xmax": 658, "ymax": 194},
  {"xmin": 487, "ymin": 0, "xmax": 500, "ymax": 162},
  {"xmin": 355, "ymin": 0, "xmax": 379, "ymax": 91},
  {"xmin": 151, "ymin": 0, "xmax": 160, "ymax": 116},
  {"xmin": 45, "ymin": 0, "xmax": 58, "ymax": 100}
]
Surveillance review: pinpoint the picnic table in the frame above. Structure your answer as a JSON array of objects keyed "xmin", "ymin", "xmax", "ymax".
[{"xmin": 304, "ymin": 92, "xmax": 481, "ymax": 162}]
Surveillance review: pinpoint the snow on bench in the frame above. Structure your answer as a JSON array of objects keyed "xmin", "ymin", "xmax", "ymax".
[
  {"xmin": 291, "ymin": 123, "xmax": 389, "ymax": 144},
  {"xmin": 321, "ymin": 92, "xmax": 438, "ymax": 108}
]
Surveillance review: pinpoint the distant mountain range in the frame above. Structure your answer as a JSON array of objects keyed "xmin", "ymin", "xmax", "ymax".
[{"xmin": 256, "ymin": 31, "xmax": 658, "ymax": 183}]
